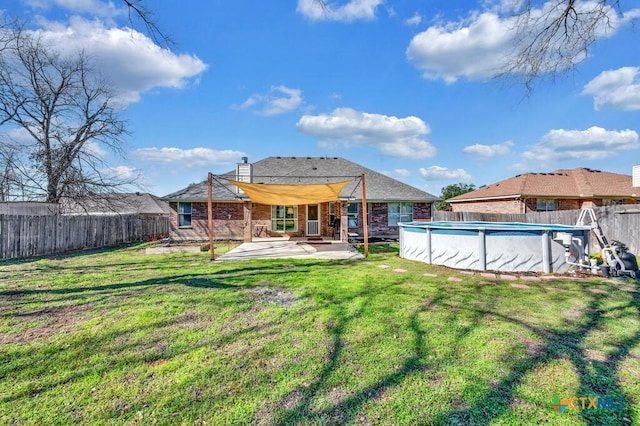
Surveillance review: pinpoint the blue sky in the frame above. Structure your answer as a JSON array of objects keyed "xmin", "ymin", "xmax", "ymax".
[{"xmin": 3, "ymin": 0, "xmax": 640, "ymax": 197}]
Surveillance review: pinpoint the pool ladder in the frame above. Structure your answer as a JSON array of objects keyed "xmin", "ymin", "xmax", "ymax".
[{"xmin": 576, "ymin": 208, "xmax": 608, "ymax": 249}]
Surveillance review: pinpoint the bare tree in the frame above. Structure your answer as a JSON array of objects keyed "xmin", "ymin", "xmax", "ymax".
[
  {"xmin": 0, "ymin": 25, "xmax": 133, "ymax": 204},
  {"xmin": 121, "ymin": 0, "xmax": 172, "ymax": 47},
  {"xmin": 502, "ymin": 0, "xmax": 625, "ymax": 91}
]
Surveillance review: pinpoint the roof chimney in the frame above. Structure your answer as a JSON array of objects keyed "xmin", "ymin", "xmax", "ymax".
[{"xmin": 236, "ymin": 157, "xmax": 252, "ymax": 194}]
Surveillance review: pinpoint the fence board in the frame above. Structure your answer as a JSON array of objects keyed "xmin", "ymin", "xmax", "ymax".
[
  {"xmin": 0, "ymin": 214, "xmax": 169, "ymax": 260},
  {"xmin": 433, "ymin": 205, "xmax": 640, "ymax": 255}
]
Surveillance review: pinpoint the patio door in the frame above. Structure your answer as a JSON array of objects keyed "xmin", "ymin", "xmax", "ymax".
[{"xmin": 306, "ymin": 204, "xmax": 320, "ymax": 236}]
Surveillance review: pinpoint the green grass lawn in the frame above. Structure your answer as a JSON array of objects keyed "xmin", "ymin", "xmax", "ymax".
[{"xmin": 1, "ymin": 243, "xmax": 639, "ymax": 425}]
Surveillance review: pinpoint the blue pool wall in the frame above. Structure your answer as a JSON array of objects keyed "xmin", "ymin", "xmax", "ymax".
[{"xmin": 398, "ymin": 221, "xmax": 591, "ymax": 273}]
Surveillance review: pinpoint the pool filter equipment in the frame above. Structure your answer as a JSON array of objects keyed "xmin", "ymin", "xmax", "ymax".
[{"xmin": 554, "ymin": 231, "xmax": 589, "ymax": 269}]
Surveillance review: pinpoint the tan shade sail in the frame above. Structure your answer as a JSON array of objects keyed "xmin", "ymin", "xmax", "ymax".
[{"xmin": 230, "ymin": 180, "xmax": 351, "ymax": 205}]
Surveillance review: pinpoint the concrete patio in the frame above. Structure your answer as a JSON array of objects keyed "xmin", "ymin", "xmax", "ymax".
[{"xmin": 214, "ymin": 239, "xmax": 364, "ymax": 261}]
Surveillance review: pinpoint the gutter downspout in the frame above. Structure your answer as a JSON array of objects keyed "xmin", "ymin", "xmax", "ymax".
[{"xmin": 521, "ymin": 197, "xmax": 529, "ymax": 214}]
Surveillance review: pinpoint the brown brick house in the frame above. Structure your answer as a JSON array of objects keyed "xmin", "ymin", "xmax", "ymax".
[
  {"xmin": 162, "ymin": 156, "xmax": 437, "ymax": 242},
  {"xmin": 448, "ymin": 168, "xmax": 640, "ymax": 213}
]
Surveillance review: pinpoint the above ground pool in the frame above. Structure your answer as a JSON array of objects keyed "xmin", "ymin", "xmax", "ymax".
[{"xmin": 399, "ymin": 221, "xmax": 591, "ymax": 273}]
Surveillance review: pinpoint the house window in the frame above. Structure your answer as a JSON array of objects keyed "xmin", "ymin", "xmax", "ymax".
[
  {"xmin": 178, "ymin": 202, "xmax": 192, "ymax": 227},
  {"xmin": 388, "ymin": 202, "xmax": 413, "ymax": 226},
  {"xmin": 271, "ymin": 205, "xmax": 298, "ymax": 232},
  {"xmin": 536, "ymin": 199, "xmax": 558, "ymax": 211},
  {"xmin": 329, "ymin": 202, "xmax": 335, "ymax": 223},
  {"xmin": 347, "ymin": 203, "xmax": 358, "ymax": 227},
  {"xmin": 603, "ymin": 199, "xmax": 624, "ymax": 206}
]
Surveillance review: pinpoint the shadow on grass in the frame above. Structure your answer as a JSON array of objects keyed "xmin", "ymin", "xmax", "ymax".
[
  {"xmin": 270, "ymin": 286, "xmax": 447, "ymax": 425},
  {"xmin": 428, "ymin": 280, "xmax": 640, "ymax": 425},
  {"xmin": 268, "ymin": 276, "xmax": 639, "ymax": 425},
  {"xmin": 3, "ymin": 250, "xmax": 639, "ymax": 424},
  {"xmin": 0, "ymin": 275, "xmax": 238, "ymax": 297},
  {"xmin": 0, "ymin": 243, "xmax": 144, "ymax": 266},
  {"xmin": 0, "ymin": 258, "xmax": 348, "ymax": 298}
]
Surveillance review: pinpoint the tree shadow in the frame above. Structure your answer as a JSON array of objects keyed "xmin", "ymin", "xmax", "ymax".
[
  {"xmin": 0, "ymin": 243, "xmax": 143, "ymax": 266},
  {"xmin": 271, "ymin": 286, "xmax": 450, "ymax": 425},
  {"xmin": 433, "ymin": 279, "xmax": 639, "ymax": 424},
  {"xmin": 267, "ymin": 276, "xmax": 638, "ymax": 424}
]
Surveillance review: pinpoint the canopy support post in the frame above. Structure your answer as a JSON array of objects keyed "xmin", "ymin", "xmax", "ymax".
[
  {"xmin": 361, "ymin": 173, "xmax": 369, "ymax": 258},
  {"xmin": 208, "ymin": 172, "xmax": 215, "ymax": 261}
]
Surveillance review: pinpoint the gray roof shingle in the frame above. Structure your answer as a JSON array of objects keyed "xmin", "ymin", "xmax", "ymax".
[
  {"xmin": 162, "ymin": 156, "xmax": 437, "ymax": 203},
  {"xmin": 63, "ymin": 193, "xmax": 170, "ymax": 215}
]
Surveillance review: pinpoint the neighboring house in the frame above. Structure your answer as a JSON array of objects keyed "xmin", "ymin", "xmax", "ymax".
[
  {"xmin": 0, "ymin": 202, "xmax": 60, "ymax": 215},
  {"xmin": 448, "ymin": 168, "xmax": 640, "ymax": 213},
  {"xmin": 61, "ymin": 193, "xmax": 170, "ymax": 216},
  {"xmin": 162, "ymin": 156, "xmax": 438, "ymax": 242}
]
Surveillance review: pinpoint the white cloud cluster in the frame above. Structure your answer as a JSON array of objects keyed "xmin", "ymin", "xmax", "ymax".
[
  {"xmin": 236, "ymin": 86, "xmax": 303, "ymax": 116},
  {"xmin": 133, "ymin": 147, "xmax": 247, "ymax": 168},
  {"xmin": 406, "ymin": 2, "xmax": 630, "ymax": 83},
  {"xmin": 297, "ymin": 107, "xmax": 436, "ymax": 158},
  {"xmin": 583, "ymin": 67, "xmax": 640, "ymax": 111},
  {"xmin": 463, "ymin": 140, "xmax": 513, "ymax": 157},
  {"xmin": 20, "ymin": 17, "xmax": 207, "ymax": 105},
  {"xmin": 406, "ymin": 12, "xmax": 514, "ymax": 83},
  {"xmin": 8, "ymin": 9, "xmax": 207, "ymax": 106},
  {"xmin": 522, "ymin": 126, "xmax": 640, "ymax": 162},
  {"xmin": 296, "ymin": 0, "xmax": 384, "ymax": 22},
  {"xmin": 419, "ymin": 166, "xmax": 472, "ymax": 181}
]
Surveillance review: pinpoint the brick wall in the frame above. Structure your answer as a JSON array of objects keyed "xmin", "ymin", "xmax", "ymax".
[
  {"xmin": 368, "ymin": 203, "xmax": 388, "ymax": 235},
  {"xmin": 352, "ymin": 202, "xmax": 434, "ymax": 237},
  {"xmin": 413, "ymin": 202, "xmax": 432, "ymax": 220},
  {"xmin": 170, "ymin": 200, "xmax": 434, "ymax": 241},
  {"xmin": 451, "ymin": 199, "xmax": 523, "ymax": 214},
  {"xmin": 169, "ymin": 202, "xmax": 244, "ymax": 241},
  {"xmin": 452, "ymin": 197, "xmax": 639, "ymax": 214}
]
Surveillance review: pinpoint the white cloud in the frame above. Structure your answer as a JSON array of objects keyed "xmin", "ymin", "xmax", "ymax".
[
  {"xmin": 419, "ymin": 166, "xmax": 472, "ymax": 181},
  {"xmin": 133, "ymin": 147, "xmax": 247, "ymax": 168},
  {"xmin": 235, "ymin": 86, "xmax": 303, "ymax": 116},
  {"xmin": 522, "ymin": 126, "xmax": 640, "ymax": 162},
  {"xmin": 583, "ymin": 67, "xmax": 640, "ymax": 111},
  {"xmin": 622, "ymin": 8, "xmax": 640, "ymax": 23},
  {"xmin": 394, "ymin": 168, "xmax": 411, "ymax": 178},
  {"xmin": 1, "ymin": 127, "xmax": 35, "ymax": 146},
  {"xmin": 84, "ymin": 141, "xmax": 108, "ymax": 158},
  {"xmin": 463, "ymin": 140, "xmax": 513, "ymax": 157},
  {"xmin": 406, "ymin": 12, "xmax": 514, "ymax": 83},
  {"xmin": 296, "ymin": 0, "xmax": 384, "ymax": 22},
  {"xmin": 297, "ymin": 107, "xmax": 436, "ymax": 158},
  {"xmin": 406, "ymin": 2, "xmax": 624, "ymax": 83},
  {"xmin": 26, "ymin": 17, "xmax": 207, "ymax": 105},
  {"xmin": 106, "ymin": 165, "xmax": 140, "ymax": 180},
  {"xmin": 404, "ymin": 13, "xmax": 423, "ymax": 26}
]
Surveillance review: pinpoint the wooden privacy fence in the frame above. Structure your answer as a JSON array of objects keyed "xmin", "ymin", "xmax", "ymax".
[
  {"xmin": 0, "ymin": 214, "xmax": 169, "ymax": 260},
  {"xmin": 433, "ymin": 205, "xmax": 640, "ymax": 255}
]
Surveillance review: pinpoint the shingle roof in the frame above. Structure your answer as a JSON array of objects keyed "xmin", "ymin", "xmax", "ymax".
[
  {"xmin": 63, "ymin": 193, "xmax": 170, "ymax": 215},
  {"xmin": 449, "ymin": 168, "xmax": 639, "ymax": 202},
  {"xmin": 162, "ymin": 156, "xmax": 438, "ymax": 203}
]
